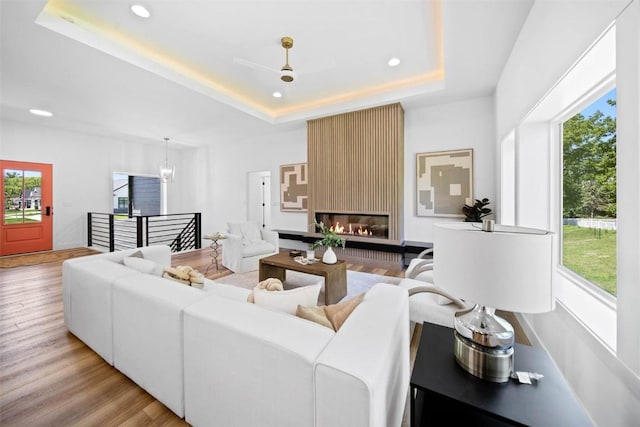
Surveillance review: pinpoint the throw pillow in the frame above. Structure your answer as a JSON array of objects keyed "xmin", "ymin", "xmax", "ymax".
[
  {"xmin": 253, "ymin": 283, "xmax": 321, "ymax": 315},
  {"xmin": 247, "ymin": 278, "xmax": 284, "ymax": 303},
  {"xmin": 240, "ymin": 222, "xmax": 262, "ymax": 242},
  {"xmin": 228, "ymin": 222, "xmax": 242, "ymax": 236},
  {"xmin": 324, "ymin": 293, "xmax": 365, "ymax": 330},
  {"xmin": 129, "ymin": 250, "xmax": 144, "ymax": 259},
  {"xmin": 162, "ymin": 271, "xmax": 191, "ymax": 286},
  {"xmin": 295, "ymin": 305, "xmax": 334, "ymax": 329},
  {"xmin": 123, "ymin": 256, "xmax": 163, "ymax": 276},
  {"xmin": 296, "ymin": 293, "xmax": 365, "ymax": 331},
  {"xmin": 163, "ymin": 265, "xmax": 205, "ymax": 286}
]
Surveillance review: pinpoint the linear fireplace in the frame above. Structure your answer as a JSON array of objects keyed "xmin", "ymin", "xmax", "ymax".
[{"xmin": 315, "ymin": 212, "xmax": 389, "ymax": 240}]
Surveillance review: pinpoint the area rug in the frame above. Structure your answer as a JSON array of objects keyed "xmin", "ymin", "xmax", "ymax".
[
  {"xmin": 0, "ymin": 248, "xmax": 99, "ymax": 269},
  {"xmin": 212, "ymin": 270, "xmax": 402, "ymax": 302}
]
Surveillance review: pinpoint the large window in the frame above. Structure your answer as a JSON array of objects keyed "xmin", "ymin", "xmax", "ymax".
[
  {"xmin": 561, "ymin": 88, "xmax": 617, "ymax": 296},
  {"xmin": 3, "ymin": 169, "xmax": 42, "ymax": 224}
]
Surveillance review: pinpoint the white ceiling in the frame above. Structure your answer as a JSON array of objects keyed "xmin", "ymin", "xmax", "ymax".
[{"xmin": 0, "ymin": 0, "xmax": 533, "ymax": 149}]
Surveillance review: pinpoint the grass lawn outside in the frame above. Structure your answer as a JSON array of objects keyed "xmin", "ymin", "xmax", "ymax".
[
  {"xmin": 4, "ymin": 218, "xmax": 40, "ymax": 224},
  {"xmin": 562, "ymin": 224, "xmax": 616, "ymax": 295},
  {"xmin": 4, "ymin": 209, "xmax": 42, "ymax": 223}
]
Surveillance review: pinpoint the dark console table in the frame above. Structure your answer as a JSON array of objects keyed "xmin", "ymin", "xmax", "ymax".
[{"xmin": 411, "ymin": 322, "xmax": 593, "ymax": 426}]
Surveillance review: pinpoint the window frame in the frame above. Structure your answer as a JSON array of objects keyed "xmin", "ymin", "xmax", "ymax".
[
  {"xmin": 548, "ymin": 78, "xmax": 618, "ymax": 350},
  {"xmin": 555, "ymin": 84, "xmax": 618, "ymax": 302},
  {"xmin": 513, "ymin": 21, "xmax": 618, "ymax": 350}
]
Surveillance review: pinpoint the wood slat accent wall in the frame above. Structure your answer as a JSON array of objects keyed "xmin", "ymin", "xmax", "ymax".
[{"xmin": 307, "ymin": 103, "xmax": 404, "ymax": 243}]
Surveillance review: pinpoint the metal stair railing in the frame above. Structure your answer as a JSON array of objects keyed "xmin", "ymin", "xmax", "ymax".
[{"xmin": 88, "ymin": 212, "xmax": 202, "ymax": 253}]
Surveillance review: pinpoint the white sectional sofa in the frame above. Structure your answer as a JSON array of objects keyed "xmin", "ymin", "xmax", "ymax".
[{"xmin": 62, "ymin": 245, "xmax": 410, "ymax": 427}]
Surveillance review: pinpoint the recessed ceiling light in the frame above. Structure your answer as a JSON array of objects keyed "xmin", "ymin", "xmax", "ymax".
[
  {"xmin": 131, "ymin": 4, "xmax": 150, "ymax": 18},
  {"xmin": 388, "ymin": 57, "xmax": 401, "ymax": 67},
  {"xmin": 29, "ymin": 109, "xmax": 53, "ymax": 117},
  {"xmin": 272, "ymin": 91, "xmax": 283, "ymax": 98}
]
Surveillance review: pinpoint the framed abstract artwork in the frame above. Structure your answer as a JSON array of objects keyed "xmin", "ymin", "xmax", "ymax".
[
  {"xmin": 416, "ymin": 149, "xmax": 473, "ymax": 217},
  {"xmin": 280, "ymin": 163, "xmax": 308, "ymax": 212}
]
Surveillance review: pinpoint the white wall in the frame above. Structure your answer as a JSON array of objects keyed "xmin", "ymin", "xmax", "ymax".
[
  {"xmin": 0, "ymin": 119, "xmax": 191, "ymax": 249},
  {"xmin": 185, "ymin": 125, "xmax": 308, "ymax": 238},
  {"xmin": 499, "ymin": 130, "xmax": 516, "ymax": 225},
  {"xmin": 404, "ymin": 96, "xmax": 496, "ymax": 242},
  {"xmin": 496, "ymin": 0, "xmax": 629, "ymax": 141},
  {"xmin": 496, "ymin": 1, "xmax": 640, "ymax": 425},
  {"xmin": 516, "ymin": 122, "xmax": 550, "ymax": 229},
  {"xmin": 1, "ymin": 97, "xmax": 497, "ymax": 251},
  {"xmin": 188, "ymin": 96, "xmax": 498, "ymax": 244}
]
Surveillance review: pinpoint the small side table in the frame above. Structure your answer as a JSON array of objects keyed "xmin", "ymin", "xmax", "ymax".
[
  {"xmin": 203, "ymin": 233, "xmax": 227, "ymax": 275},
  {"xmin": 410, "ymin": 322, "xmax": 592, "ymax": 426}
]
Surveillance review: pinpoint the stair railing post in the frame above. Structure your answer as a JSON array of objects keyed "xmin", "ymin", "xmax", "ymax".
[
  {"xmin": 136, "ymin": 216, "xmax": 143, "ymax": 248},
  {"xmin": 145, "ymin": 216, "xmax": 149, "ymax": 247},
  {"xmin": 109, "ymin": 214, "xmax": 115, "ymax": 252},
  {"xmin": 87, "ymin": 212, "xmax": 93, "ymax": 247},
  {"xmin": 195, "ymin": 213, "xmax": 202, "ymax": 249}
]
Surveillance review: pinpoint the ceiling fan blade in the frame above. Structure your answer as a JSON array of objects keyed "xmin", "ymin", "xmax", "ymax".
[
  {"xmin": 297, "ymin": 59, "xmax": 337, "ymax": 77},
  {"xmin": 233, "ymin": 57, "xmax": 281, "ymax": 75}
]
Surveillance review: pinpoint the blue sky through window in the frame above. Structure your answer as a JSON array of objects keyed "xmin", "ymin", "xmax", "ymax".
[{"xmin": 581, "ymin": 88, "xmax": 616, "ymax": 118}]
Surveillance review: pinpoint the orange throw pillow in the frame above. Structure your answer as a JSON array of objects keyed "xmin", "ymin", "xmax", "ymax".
[{"xmin": 296, "ymin": 293, "xmax": 365, "ymax": 331}]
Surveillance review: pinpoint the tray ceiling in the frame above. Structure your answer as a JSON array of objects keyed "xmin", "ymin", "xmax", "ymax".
[{"xmin": 36, "ymin": 0, "xmax": 444, "ymax": 124}]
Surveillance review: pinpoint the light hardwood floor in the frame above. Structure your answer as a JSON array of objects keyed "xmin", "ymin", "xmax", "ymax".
[{"xmin": 0, "ymin": 248, "xmax": 407, "ymax": 426}]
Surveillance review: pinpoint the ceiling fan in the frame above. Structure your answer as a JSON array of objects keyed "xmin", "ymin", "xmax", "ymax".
[
  {"xmin": 233, "ymin": 36, "xmax": 334, "ymax": 83},
  {"xmin": 278, "ymin": 36, "xmax": 295, "ymax": 82}
]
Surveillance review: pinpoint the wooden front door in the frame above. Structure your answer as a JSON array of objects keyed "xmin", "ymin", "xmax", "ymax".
[{"xmin": 1, "ymin": 160, "xmax": 53, "ymax": 256}]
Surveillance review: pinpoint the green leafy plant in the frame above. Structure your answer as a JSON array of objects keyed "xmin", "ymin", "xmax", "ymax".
[
  {"xmin": 311, "ymin": 221, "xmax": 346, "ymax": 250},
  {"xmin": 462, "ymin": 198, "xmax": 492, "ymax": 222}
]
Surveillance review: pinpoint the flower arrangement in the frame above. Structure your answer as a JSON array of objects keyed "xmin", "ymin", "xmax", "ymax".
[{"xmin": 311, "ymin": 220, "xmax": 346, "ymax": 250}]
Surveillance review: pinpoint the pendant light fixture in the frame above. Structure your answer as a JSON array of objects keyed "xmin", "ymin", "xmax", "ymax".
[{"xmin": 159, "ymin": 137, "xmax": 175, "ymax": 182}]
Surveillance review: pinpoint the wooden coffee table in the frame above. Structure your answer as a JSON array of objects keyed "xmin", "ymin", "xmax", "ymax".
[{"xmin": 259, "ymin": 252, "xmax": 347, "ymax": 305}]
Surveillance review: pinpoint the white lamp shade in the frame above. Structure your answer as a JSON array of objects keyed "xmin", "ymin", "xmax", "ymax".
[{"xmin": 434, "ymin": 222, "xmax": 555, "ymax": 313}]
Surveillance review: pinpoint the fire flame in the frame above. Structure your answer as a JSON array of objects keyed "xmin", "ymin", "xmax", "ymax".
[{"xmin": 329, "ymin": 221, "xmax": 372, "ymax": 236}]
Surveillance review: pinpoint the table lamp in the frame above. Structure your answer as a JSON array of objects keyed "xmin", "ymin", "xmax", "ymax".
[{"xmin": 433, "ymin": 221, "xmax": 554, "ymax": 383}]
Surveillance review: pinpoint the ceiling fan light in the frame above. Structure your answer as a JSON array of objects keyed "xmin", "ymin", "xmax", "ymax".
[
  {"xmin": 273, "ymin": 91, "xmax": 283, "ymax": 98},
  {"xmin": 131, "ymin": 4, "xmax": 150, "ymax": 18},
  {"xmin": 281, "ymin": 66, "xmax": 295, "ymax": 82},
  {"xmin": 281, "ymin": 73, "xmax": 294, "ymax": 83},
  {"xmin": 29, "ymin": 108, "xmax": 53, "ymax": 117},
  {"xmin": 388, "ymin": 57, "xmax": 401, "ymax": 67}
]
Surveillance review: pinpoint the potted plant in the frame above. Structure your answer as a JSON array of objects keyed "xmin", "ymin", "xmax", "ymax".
[
  {"xmin": 311, "ymin": 220, "xmax": 346, "ymax": 264},
  {"xmin": 462, "ymin": 198, "xmax": 492, "ymax": 222}
]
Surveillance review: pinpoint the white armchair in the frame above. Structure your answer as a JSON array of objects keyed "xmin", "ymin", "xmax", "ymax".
[
  {"xmin": 405, "ymin": 248, "xmax": 434, "ymax": 283},
  {"xmin": 400, "ymin": 248, "xmax": 469, "ymax": 328},
  {"xmin": 221, "ymin": 222, "xmax": 279, "ymax": 273}
]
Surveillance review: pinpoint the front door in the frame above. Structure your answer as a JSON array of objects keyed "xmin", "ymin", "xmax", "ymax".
[{"xmin": 1, "ymin": 160, "xmax": 53, "ymax": 256}]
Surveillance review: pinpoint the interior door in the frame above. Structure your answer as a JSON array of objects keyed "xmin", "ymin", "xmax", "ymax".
[
  {"xmin": 1, "ymin": 160, "xmax": 53, "ymax": 256},
  {"xmin": 247, "ymin": 171, "xmax": 271, "ymax": 228}
]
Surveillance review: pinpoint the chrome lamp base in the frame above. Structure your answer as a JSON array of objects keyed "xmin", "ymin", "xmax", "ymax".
[{"xmin": 453, "ymin": 304, "xmax": 515, "ymax": 383}]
